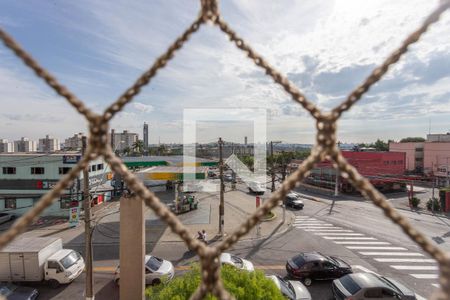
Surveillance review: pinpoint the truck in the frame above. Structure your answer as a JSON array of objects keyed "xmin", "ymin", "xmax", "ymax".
[{"xmin": 0, "ymin": 237, "xmax": 85, "ymax": 288}]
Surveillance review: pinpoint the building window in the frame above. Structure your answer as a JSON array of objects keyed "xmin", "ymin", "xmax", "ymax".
[
  {"xmin": 91, "ymin": 165, "xmax": 97, "ymax": 172},
  {"xmin": 97, "ymin": 164, "xmax": 104, "ymax": 170},
  {"xmin": 31, "ymin": 167, "xmax": 45, "ymax": 174},
  {"xmin": 2, "ymin": 167, "xmax": 16, "ymax": 174},
  {"xmin": 415, "ymin": 148, "xmax": 423, "ymax": 152},
  {"xmin": 59, "ymin": 167, "xmax": 72, "ymax": 175},
  {"xmin": 5, "ymin": 198, "xmax": 16, "ymax": 209}
]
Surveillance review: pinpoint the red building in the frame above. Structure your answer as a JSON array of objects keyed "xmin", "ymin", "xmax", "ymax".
[{"xmin": 300, "ymin": 151, "xmax": 406, "ymax": 193}]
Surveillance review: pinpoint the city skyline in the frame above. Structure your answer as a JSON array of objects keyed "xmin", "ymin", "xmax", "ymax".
[{"xmin": 1, "ymin": 0, "xmax": 449, "ymax": 144}]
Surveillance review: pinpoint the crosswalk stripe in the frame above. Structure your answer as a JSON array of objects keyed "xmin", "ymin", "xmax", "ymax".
[
  {"xmin": 304, "ymin": 229, "xmax": 353, "ymax": 232},
  {"xmin": 411, "ymin": 274, "xmax": 438, "ymax": 279},
  {"xmin": 294, "ymin": 223, "xmax": 334, "ymax": 226},
  {"xmin": 297, "ymin": 227, "xmax": 343, "ymax": 230},
  {"xmin": 294, "ymin": 221, "xmax": 333, "ymax": 226},
  {"xmin": 346, "ymin": 246, "xmax": 407, "ymax": 250},
  {"xmin": 324, "ymin": 237, "xmax": 376, "ymax": 240},
  {"xmin": 359, "ymin": 252, "xmax": 423, "ymax": 256},
  {"xmin": 391, "ymin": 265, "xmax": 438, "ymax": 271},
  {"xmin": 314, "ymin": 233, "xmax": 364, "ymax": 236},
  {"xmin": 335, "ymin": 241, "xmax": 390, "ymax": 245},
  {"xmin": 375, "ymin": 258, "xmax": 435, "ymax": 263},
  {"xmin": 432, "ymin": 284, "xmax": 440, "ymax": 288}
]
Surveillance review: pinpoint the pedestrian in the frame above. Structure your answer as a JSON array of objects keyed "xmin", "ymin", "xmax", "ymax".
[{"xmin": 201, "ymin": 230, "xmax": 207, "ymax": 243}]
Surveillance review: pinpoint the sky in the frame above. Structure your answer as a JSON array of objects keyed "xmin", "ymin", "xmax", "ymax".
[{"xmin": 0, "ymin": 0, "xmax": 449, "ymax": 144}]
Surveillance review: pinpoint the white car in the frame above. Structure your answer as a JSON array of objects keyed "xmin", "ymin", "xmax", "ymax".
[
  {"xmin": 114, "ymin": 255, "xmax": 174, "ymax": 285},
  {"xmin": 247, "ymin": 181, "xmax": 265, "ymax": 195},
  {"xmin": 220, "ymin": 253, "xmax": 254, "ymax": 271},
  {"xmin": 0, "ymin": 213, "xmax": 15, "ymax": 224},
  {"xmin": 267, "ymin": 275, "xmax": 312, "ymax": 300}
]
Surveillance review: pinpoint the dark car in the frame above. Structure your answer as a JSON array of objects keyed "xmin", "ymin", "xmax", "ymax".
[
  {"xmin": 285, "ymin": 193, "xmax": 304, "ymax": 209},
  {"xmin": 0, "ymin": 283, "xmax": 39, "ymax": 300},
  {"xmin": 332, "ymin": 272, "xmax": 417, "ymax": 300},
  {"xmin": 286, "ymin": 252, "xmax": 352, "ymax": 286}
]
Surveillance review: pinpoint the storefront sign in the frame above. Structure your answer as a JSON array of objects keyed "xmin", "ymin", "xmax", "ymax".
[
  {"xmin": 68, "ymin": 207, "xmax": 80, "ymax": 228},
  {"xmin": 63, "ymin": 155, "xmax": 81, "ymax": 164}
]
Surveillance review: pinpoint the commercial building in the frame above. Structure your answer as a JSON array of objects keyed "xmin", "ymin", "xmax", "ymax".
[
  {"xmin": 111, "ymin": 130, "xmax": 138, "ymax": 152},
  {"xmin": 38, "ymin": 135, "xmax": 60, "ymax": 152},
  {"xmin": 389, "ymin": 142, "xmax": 424, "ymax": 173},
  {"xmin": 0, "ymin": 139, "xmax": 14, "ymax": 153},
  {"xmin": 296, "ymin": 151, "xmax": 406, "ymax": 193},
  {"xmin": 64, "ymin": 133, "xmax": 83, "ymax": 150},
  {"xmin": 389, "ymin": 134, "xmax": 450, "ymax": 187},
  {"xmin": 424, "ymin": 142, "xmax": 450, "ymax": 187},
  {"xmin": 14, "ymin": 137, "xmax": 37, "ymax": 153},
  {"xmin": 0, "ymin": 152, "xmax": 113, "ymax": 217}
]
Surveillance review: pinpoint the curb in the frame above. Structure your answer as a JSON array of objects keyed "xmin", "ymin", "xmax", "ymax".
[{"xmin": 394, "ymin": 206, "xmax": 450, "ymax": 219}]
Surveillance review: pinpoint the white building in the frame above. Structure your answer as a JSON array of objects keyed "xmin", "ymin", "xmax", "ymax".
[
  {"xmin": 14, "ymin": 137, "xmax": 37, "ymax": 153},
  {"xmin": 0, "ymin": 152, "xmax": 113, "ymax": 217},
  {"xmin": 38, "ymin": 135, "xmax": 60, "ymax": 152},
  {"xmin": 64, "ymin": 133, "xmax": 83, "ymax": 150},
  {"xmin": 0, "ymin": 139, "xmax": 14, "ymax": 153},
  {"xmin": 111, "ymin": 130, "xmax": 138, "ymax": 152}
]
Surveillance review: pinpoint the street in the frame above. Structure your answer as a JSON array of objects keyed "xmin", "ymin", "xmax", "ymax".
[{"xmin": 8, "ymin": 184, "xmax": 450, "ymax": 300}]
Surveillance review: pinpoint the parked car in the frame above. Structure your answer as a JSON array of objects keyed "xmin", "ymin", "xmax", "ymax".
[
  {"xmin": 286, "ymin": 252, "xmax": 352, "ymax": 286},
  {"xmin": 224, "ymin": 174, "xmax": 233, "ymax": 182},
  {"xmin": 332, "ymin": 272, "xmax": 417, "ymax": 300},
  {"xmin": 266, "ymin": 275, "xmax": 312, "ymax": 300},
  {"xmin": 0, "ymin": 212, "xmax": 15, "ymax": 224},
  {"xmin": 285, "ymin": 193, "xmax": 304, "ymax": 209},
  {"xmin": 247, "ymin": 181, "xmax": 265, "ymax": 195},
  {"xmin": 220, "ymin": 253, "xmax": 254, "ymax": 271},
  {"xmin": 114, "ymin": 255, "xmax": 174, "ymax": 286},
  {"xmin": 0, "ymin": 283, "xmax": 39, "ymax": 300}
]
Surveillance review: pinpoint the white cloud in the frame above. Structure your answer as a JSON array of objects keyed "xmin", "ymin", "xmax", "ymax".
[
  {"xmin": 132, "ymin": 102, "xmax": 154, "ymax": 113},
  {"xmin": 1, "ymin": 0, "xmax": 449, "ymax": 143}
]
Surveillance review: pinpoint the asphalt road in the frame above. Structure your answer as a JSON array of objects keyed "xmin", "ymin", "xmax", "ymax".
[{"xmin": 32, "ymin": 186, "xmax": 449, "ymax": 299}]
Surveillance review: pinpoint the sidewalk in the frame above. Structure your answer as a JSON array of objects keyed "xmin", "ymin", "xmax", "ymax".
[{"xmin": 389, "ymin": 196, "xmax": 450, "ymax": 219}]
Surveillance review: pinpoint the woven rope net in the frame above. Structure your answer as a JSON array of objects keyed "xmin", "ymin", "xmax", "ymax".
[{"xmin": 1, "ymin": 1, "xmax": 450, "ymax": 299}]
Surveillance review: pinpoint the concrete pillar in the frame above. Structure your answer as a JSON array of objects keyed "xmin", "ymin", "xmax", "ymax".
[{"xmin": 120, "ymin": 196, "xmax": 145, "ymax": 299}]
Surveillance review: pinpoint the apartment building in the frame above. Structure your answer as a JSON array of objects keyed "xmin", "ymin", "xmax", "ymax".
[
  {"xmin": 14, "ymin": 137, "xmax": 37, "ymax": 153},
  {"xmin": 111, "ymin": 129, "xmax": 139, "ymax": 152},
  {"xmin": 0, "ymin": 139, "xmax": 14, "ymax": 153},
  {"xmin": 64, "ymin": 133, "xmax": 83, "ymax": 150},
  {"xmin": 38, "ymin": 135, "xmax": 61, "ymax": 152}
]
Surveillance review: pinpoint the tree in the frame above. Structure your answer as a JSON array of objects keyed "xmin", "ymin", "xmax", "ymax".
[
  {"xmin": 132, "ymin": 140, "xmax": 145, "ymax": 155},
  {"xmin": 373, "ymin": 139, "xmax": 388, "ymax": 151},
  {"xmin": 122, "ymin": 146, "xmax": 131, "ymax": 156},
  {"xmin": 145, "ymin": 264, "xmax": 284, "ymax": 300},
  {"xmin": 400, "ymin": 137, "xmax": 425, "ymax": 143},
  {"xmin": 239, "ymin": 155, "xmax": 254, "ymax": 171}
]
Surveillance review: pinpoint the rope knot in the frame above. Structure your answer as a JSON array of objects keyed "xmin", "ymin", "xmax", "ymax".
[{"xmin": 200, "ymin": 0, "xmax": 219, "ymax": 23}]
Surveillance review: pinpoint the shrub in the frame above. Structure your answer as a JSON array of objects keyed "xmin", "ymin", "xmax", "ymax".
[
  {"xmin": 145, "ymin": 264, "xmax": 284, "ymax": 300},
  {"xmin": 411, "ymin": 197, "xmax": 420, "ymax": 208},
  {"xmin": 426, "ymin": 197, "xmax": 440, "ymax": 211}
]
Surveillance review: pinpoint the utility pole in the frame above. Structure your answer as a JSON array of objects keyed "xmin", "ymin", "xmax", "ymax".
[
  {"xmin": 219, "ymin": 138, "xmax": 225, "ymax": 235},
  {"xmin": 82, "ymin": 136, "xmax": 94, "ymax": 300},
  {"xmin": 270, "ymin": 141, "xmax": 282, "ymax": 192},
  {"xmin": 334, "ymin": 169, "xmax": 340, "ymax": 197},
  {"xmin": 270, "ymin": 141, "xmax": 275, "ymax": 193}
]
